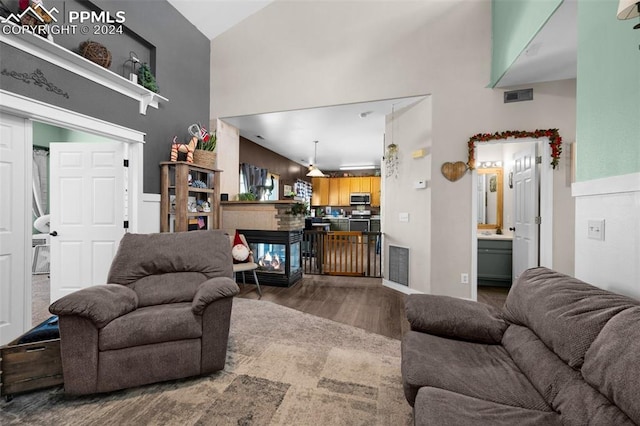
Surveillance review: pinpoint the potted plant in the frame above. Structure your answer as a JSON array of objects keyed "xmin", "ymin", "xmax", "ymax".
[
  {"xmin": 287, "ymin": 202, "xmax": 309, "ymax": 216},
  {"xmin": 192, "ymin": 125, "xmax": 217, "ymax": 169}
]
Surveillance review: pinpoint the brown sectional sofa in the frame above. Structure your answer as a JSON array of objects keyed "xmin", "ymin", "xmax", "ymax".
[
  {"xmin": 50, "ymin": 230, "xmax": 239, "ymax": 395},
  {"xmin": 402, "ymin": 267, "xmax": 640, "ymax": 425}
]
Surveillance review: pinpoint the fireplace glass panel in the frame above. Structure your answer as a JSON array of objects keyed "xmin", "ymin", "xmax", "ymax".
[
  {"xmin": 290, "ymin": 242, "xmax": 301, "ymax": 274},
  {"xmin": 251, "ymin": 242, "xmax": 286, "ymax": 274}
]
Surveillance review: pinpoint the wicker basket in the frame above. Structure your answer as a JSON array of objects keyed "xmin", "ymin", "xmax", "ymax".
[
  {"xmin": 193, "ymin": 150, "xmax": 217, "ymax": 169},
  {"xmin": 79, "ymin": 41, "xmax": 112, "ymax": 69}
]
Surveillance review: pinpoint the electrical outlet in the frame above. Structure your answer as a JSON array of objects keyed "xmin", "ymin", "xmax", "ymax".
[
  {"xmin": 588, "ymin": 219, "xmax": 605, "ymax": 241},
  {"xmin": 461, "ymin": 273, "xmax": 469, "ymax": 284}
]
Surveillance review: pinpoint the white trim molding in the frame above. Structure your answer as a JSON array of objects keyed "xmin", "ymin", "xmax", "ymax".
[
  {"xmin": 0, "ymin": 90, "xmax": 146, "ymax": 142},
  {"xmin": 0, "ymin": 29, "xmax": 167, "ymax": 114},
  {"xmin": 383, "ymin": 279, "xmax": 424, "ymax": 295},
  {"xmin": 572, "ymin": 172, "xmax": 640, "ymax": 197}
]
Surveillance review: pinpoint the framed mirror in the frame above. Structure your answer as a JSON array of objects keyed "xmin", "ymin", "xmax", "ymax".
[{"xmin": 477, "ymin": 167, "xmax": 503, "ymax": 230}]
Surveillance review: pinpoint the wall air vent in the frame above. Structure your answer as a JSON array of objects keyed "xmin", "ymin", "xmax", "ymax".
[
  {"xmin": 388, "ymin": 245, "xmax": 409, "ymax": 286},
  {"xmin": 504, "ymin": 88, "xmax": 533, "ymax": 103}
]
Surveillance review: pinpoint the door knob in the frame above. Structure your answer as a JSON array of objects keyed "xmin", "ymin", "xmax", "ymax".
[
  {"xmin": 509, "ymin": 227, "xmax": 515, "ymax": 232},
  {"xmin": 49, "ymin": 231, "xmax": 58, "ymax": 237}
]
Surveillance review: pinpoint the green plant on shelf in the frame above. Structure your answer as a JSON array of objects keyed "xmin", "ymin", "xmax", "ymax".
[
  {"xmin": 286, "ymin": 202, "xmax": 308, "ymax": 216},
  {"xmin": 238, "ymin": 192, "xmax": 256, "ymax": 201}
]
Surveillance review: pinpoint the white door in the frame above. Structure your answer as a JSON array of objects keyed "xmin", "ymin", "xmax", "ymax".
[
  {"xmin": 49, "ymin": 142, "xmax": 126, "ymax": 302},
  {"xmin": 0, "ymin": 114, "xmax": 29, "ymax": 344},
  {"xmin": 512, "ymin": 144, "xmax": 539, "ymax": 281}
]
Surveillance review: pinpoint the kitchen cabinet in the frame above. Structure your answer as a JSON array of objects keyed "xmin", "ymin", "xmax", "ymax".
[
  {"xmin": 477, "ymin": 238, "xmax": 512, "ymax": 287},
  {"xmin": 371, "ymin": 177, "xmax": 381, "ymax": 207},
  {"xmin": 160, "ymin": 161, "xmax": 221, "ymax": 232},
  {"xmin": 328, "ymin": 218, "xmax": 349, "ymax": 231},
  {"xmin": 311, "ymin": 176, "xmax": 381, "ymax": 207},
  {"xmin": 370, "ymin": 219, "xmax": 381, "ymax": 232},
  {"xmin": 339, "ymin": 178, "xmax": 351, "ymax": 206},
  {"xmin": 359, "ymin": 177, "xmax": 372, "ymax": 193},
  {"xmin": 311, "ymin": 177, "xmax": 329, "ymax": 206},
  {"xmin": 349, "ymin": 177, "xmax": 361, "ymax": 193},
  {"xmin": 329, "ymin": 178, "xmax": 341, "ymax": 206}
]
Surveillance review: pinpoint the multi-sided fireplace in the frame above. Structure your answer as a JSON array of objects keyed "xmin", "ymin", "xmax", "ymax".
[{"xmin": 238, "ymin": 229, "xmax": 303, "ymax": 287}]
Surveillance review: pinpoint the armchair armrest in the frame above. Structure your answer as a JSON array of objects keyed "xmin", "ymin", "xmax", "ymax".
[
  {"xmin": 192, "ymin": 277, "xmax": 239, "ymax": 315},
  {"xmin": 49, "ymin": 284, "xmax": 138, "ymax": 328},
  {"xmin": 405, "ymin": 294, "xmax": 507, "ymax": 344}
]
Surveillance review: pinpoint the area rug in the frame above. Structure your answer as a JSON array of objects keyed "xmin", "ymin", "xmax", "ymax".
[{"xmin": 1, "ymin": 298, "xmax": 412, "ymax": 425}]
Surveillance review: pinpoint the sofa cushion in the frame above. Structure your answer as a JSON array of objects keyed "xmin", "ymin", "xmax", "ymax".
[
  {"xmin": 583, "ymin": 307, "xmax": 640, "ymax": 425},
  {"xmin": 127, "ymin": 272, "xmax": 206, "ymax": 307},
  {"xmin": 405, "ymin": 294, "xmax": 507, "ymax": 343},
  {"xmin": 99, "ymin": 303, "xmax": 202, "ymax": 351},
  {"xmin": 401, "ymin": 330, "xmax": 550, "ymax": 411},
  {"xmin": 502, "ymin": 324, "xmax": 635, "ymax": 426},
  {"xmin": 107, "ymin": 230, "xmax": 233, "ymax": 285},
  {"xmin": 503, "ymin": 267, "xmax": 638, "ymax": 368},
  {"xmin": 414, "ymin": 387, "xmax": 562, "ymax": 426}
]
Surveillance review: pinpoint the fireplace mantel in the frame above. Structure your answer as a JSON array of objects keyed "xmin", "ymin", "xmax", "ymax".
[
  {"xmin": 0, "ymin": 29, "xmax": 168, "ymax": 115},
  {"xmin": 221, "ymin": 200, "xmax": 304, "ymax": 231}
]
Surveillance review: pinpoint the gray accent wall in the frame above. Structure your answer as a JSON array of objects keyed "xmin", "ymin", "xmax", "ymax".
[{"xmin": 0, "ymin": 0, "xmax": 210, "ymax": 193}]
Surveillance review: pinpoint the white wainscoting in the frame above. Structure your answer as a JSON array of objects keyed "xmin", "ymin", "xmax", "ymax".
[
  {"xmin": 140, "ymin": 193, "xmax": 161, "ymax": 234},
  {"xmin": 572, "ymin": 172, "xmax": 640, "ymax": 299}
]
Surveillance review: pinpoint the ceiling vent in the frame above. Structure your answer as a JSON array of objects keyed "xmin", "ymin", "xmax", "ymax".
[{"xmin": 504, "ymin": 88, "xmax": 533, "ymax": 103}]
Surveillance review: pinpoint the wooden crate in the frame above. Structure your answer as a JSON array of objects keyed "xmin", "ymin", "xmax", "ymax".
[{"xmin": 1, "ymin": 336, "xmax": 63, "ymax": 401}]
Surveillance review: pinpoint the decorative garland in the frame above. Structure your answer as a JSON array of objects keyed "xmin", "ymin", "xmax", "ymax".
[{"xmin": 467, "ymin": 129, "xmax": 562, "ymax": 170}]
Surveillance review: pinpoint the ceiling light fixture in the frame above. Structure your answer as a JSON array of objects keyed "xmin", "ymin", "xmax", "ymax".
[
  {"xmin": 618, "ymin": 0, "xmax": 640, "ymax": 29},
  {"xmin": 306, "ymin": 140, "xmax": 326, "ymax": 177},
  {"xmin": 339, "ymin": 165, "xmax": 376, "ymax": 170}
]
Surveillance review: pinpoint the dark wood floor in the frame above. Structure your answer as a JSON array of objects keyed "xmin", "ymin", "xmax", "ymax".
[
  {"xmin": 34, "ymin": 274, "xmax": 509, "ymax": 341},
  {"xmin": 237, "ymin": 275, "xmax": 509, "ymax": 341}
]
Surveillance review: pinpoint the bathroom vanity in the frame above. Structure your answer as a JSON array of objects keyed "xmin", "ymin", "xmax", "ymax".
[{"xmin": 477, "ymin": 234, "xmax": 512, "ymax": 287}]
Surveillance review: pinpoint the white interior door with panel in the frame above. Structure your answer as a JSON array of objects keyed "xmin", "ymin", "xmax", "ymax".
[
  {"xmin": 49, "ymin": 142, "xmax": 127, "ymax": 302},
  {"xmin": 512, "ymin": 144, "xmax": 539, "ymax": 281},
  {"xmin": 0, "ymin": 113, "xmax": 30, "ymax": 345}
]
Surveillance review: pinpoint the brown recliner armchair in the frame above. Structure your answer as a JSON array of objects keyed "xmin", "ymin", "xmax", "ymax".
[{"xmin": 49, "ymin": 230, "xmax": 239, "ymax": 395}]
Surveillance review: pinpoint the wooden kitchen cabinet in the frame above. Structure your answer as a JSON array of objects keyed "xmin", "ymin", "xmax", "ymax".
[
  {"xmin": 371, "ymin": 177, "xmax": 381, "ymax": 207},
  {"xmin": 312, "ymin": 176, "xmax": 381, "ymax": 207},
  {"xmin": 349, "ymin": 177, "xmax": 361, "ymax": 193},
  {"xmin": 328, "ymin": 178, "xmax": 341, "ymax": 206},
  {"xmin": 311, "ymin": 177, "xmax": 329, "ymax": 206},
  {"xmin": 339, "ymin": 178, "xmax": 351, "ymax": 206},
  {"xmin": 359, "ymin": 177, "xmax": 372, "ymax": 193}
]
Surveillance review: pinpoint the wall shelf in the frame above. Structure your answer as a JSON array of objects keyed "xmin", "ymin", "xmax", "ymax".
[{"xmin": 0, "ymin": 28, "xmax": 168, "ymax": 115}]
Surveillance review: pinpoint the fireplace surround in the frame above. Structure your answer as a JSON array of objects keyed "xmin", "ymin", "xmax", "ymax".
[{"xmin": 238, "ymin": 229, "xmax": 303, "ymax": 287}]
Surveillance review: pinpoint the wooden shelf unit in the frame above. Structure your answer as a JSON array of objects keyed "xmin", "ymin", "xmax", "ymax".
[{"xmin": 160, "ymin": 162, "xmax": 222, "ymax": 232}]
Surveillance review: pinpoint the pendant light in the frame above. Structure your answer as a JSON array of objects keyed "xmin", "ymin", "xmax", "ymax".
[
  {"xmin": 385, "ymin": 104, "xmax": 399, "ymax": 178},
  {"xmin": 306, "ymin": 140, "xmax": 326, "ymax": 177}
]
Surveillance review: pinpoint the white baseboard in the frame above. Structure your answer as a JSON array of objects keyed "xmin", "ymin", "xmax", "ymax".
[{"xmin": 382, "ymin": 279, "xmax": 424, "ymax": 295}]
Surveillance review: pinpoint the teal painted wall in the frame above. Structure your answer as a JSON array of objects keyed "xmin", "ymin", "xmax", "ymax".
[
  {"xmin": 490, "ymin": 0, "xmax": 562, "ymax": 87},
  {"xmin": 576, "ymin": 0, "xmax": 640, "ymax": 182}
]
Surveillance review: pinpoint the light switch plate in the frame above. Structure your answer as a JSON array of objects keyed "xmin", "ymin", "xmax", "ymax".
[
  {"xmin": 588, "ymin": 219, "xmax": 605, "ymax": 241},
  {"xmin": 399, "ymin": 212, "xmax": 410, "ymax": 222}
]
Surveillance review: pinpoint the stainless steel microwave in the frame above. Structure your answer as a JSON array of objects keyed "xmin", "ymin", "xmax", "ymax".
[{"xmin": 350, "ymin": 193, "xmax": 371, "ymax": 205}]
